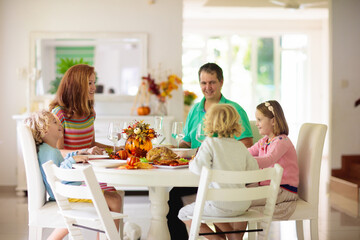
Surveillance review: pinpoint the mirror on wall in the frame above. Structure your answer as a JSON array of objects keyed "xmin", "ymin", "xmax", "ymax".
[{"xmin": 30, "ymin": 32, "xmax": 147, "ymax": 101}]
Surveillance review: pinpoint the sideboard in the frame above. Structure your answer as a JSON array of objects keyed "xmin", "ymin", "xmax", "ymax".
[{"xmin": 13, "ymin": 114, "xmax": 175, "ymax": 196}]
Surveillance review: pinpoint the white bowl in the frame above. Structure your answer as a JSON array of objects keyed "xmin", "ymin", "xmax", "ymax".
[{"xmin": 171, "ymin": 148, "xmax": 197, "ymax": 158}]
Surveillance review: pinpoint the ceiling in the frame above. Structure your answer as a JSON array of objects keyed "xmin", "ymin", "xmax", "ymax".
[
  {"xmin": 183, "ymin": 0, "xmax": 329, "ymax": 20},
  {"xmin": 185, "ymin": 0, "xmax": 328, "ymax": 8}
]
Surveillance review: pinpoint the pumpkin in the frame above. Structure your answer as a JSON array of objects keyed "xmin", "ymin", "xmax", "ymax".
[
  {"xmin": 127, "ymin": 156, "xmax": 140, "ymax": 166},
  {"xmin": 125, "ymin": 135, "xmax": 153, "ymax": 157},
  {"xmin": 116, "ymin": 150, "xmax": 128, "ymax": 160},
  {"xmin": 137, "ymin": 106, "xmax": 151, "ymax": 116}
]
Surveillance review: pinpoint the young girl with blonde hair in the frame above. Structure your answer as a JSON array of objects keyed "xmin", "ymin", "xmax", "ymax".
[
  {"xmin": 24, "ymin": 110, "xmax": 122, "ymax": 240},
  {"xmin": 178, "ymin": 104, "xmax": 259, "ymax": 240}
]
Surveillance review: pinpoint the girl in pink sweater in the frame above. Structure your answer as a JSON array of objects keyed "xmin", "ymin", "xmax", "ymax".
[{"xmin": 248, "ymin": 100, "xmax": 299, "ymax": 219}]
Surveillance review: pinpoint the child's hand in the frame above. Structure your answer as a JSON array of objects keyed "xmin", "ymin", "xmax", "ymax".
[
  {"xmin": 86, "ymin": 146, "xmax": 104, "ymax": 155},
  {"xmin": 73, "ymin": 155, "xmax": 88, "ymax": 163}
]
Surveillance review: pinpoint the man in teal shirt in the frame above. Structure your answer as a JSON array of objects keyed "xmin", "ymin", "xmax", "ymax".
[
  {"xmin": 180, "ymin": 62, "xmax": 253, "ymax": 148},
  {"xmin": 168, "ymin": 63, "xmax": 253, "ymax": 240}
]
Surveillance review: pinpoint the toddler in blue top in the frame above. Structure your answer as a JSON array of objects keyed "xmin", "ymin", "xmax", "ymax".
[{"xmin": 24, "ymin": 110, "xmax": 122, "ymax": 240}]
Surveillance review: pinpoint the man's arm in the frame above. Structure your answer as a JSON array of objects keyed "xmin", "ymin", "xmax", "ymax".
[
  {"xmin": 179, "ymin": 140, "xmax": 191, "ymax": 148},
  {"xmin": 240, "ymin": 137, "xmax": 253, "ymax": 148}
]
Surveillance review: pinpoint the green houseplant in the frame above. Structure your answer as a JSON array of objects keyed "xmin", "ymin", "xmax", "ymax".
[{"xmin": 48, "ymin": 58, "xmax": 89, "ymax": 94}]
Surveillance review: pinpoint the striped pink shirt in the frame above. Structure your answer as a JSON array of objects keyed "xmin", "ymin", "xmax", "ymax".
[{"xmin": 52, "ymin": 106, "xmax": 95, "ymax": 150}]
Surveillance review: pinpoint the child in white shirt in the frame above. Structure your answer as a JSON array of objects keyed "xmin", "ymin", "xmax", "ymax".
[{"xmin": 178, "ymin": 104, "xmax": 259, "ymax": 240}]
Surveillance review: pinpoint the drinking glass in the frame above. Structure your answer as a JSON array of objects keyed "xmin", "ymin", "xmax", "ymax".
[
  {"xmin": 196, "ymin": 123, "xmax": 206, "ymax": 143},
  {"xmin": 107, "ymin": 122, "xmax": 121, "ymax": 153},
  {"xmin": 172, "ymin": 122, "xmax": 184, "ymax": 148},
  {"xmin": 153, "ymin": 116, "xmax": 165, "ymax": 145}
]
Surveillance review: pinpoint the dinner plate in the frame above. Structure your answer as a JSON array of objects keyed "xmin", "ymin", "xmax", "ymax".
[
  {"xmin": 88, "ymin": 160, "xmax": 126, "ymax": 168},
  {"xmin": 153, "ymin": 165, "xmax": 189, "ymax": 169},
  {"xmin": 87, "ymin": 155, "xmax": 110, "ymax": 160}
]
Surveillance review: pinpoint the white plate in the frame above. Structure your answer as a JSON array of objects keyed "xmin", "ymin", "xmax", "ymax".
[
  {"xmin": 87, "ymin": 155, "xmax": 110, "ymax": 160},
  {"xmin": 88, "ymin": 160, "xmax": 126, "ymax": 168},
  {"xmin": 153, "ymin": 164, "xmax": 189, "ymax": 169}
]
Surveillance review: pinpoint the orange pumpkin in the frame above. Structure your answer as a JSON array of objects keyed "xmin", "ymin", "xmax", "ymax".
[
  {"xmin": 125, "ymin": 135, "xmax": 153, "ymax": 157},
  {"xmin": 137, "ymin": 106, "xmax": 151, "ymax": 116},
  {"xmin": 116, "ymin": 150, "xmax": 128, "ymax": 160},
  {"xmin": 127, "ymin": 156, "xmax": 140, "ymax": 166}
]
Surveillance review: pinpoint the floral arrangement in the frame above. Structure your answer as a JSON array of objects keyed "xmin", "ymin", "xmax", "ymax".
[
  {"xmin": 143, "ymin": 74, "xmax": 182, "ymax": 102},
  {"xmin": 184, "ymin": 90, "xmax": 197, "ymax": 106},
  {"xmin": 123, "ymin": 120, "xmax": 157, "ymax": 141}
]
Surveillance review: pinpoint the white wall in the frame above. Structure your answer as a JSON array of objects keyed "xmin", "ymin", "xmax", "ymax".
[
  {"xmin": 330, "ymin": 0, "xmax": 360, "ymax": 168},
  {"xmin": 0, "ymin": 0, "xmax": 183, "ymax": 186}
]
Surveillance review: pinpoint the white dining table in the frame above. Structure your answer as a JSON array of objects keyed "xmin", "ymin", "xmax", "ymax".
[{"xmin": 78, "ymin": 165, "xmax": 200, "ymax": 240}]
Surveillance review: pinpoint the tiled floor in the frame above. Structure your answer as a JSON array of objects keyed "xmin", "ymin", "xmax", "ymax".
[{"xmin": 1, "ymin": 158, "xmax": 360, "ymax": 240}]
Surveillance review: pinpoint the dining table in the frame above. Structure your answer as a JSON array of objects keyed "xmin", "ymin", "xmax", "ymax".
[{"xmin": 75, "ymin": 164, "xmax": 200, "ymax": 240}]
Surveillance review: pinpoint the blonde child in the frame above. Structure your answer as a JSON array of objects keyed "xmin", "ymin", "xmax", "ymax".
[
  {"xmin": 24, "ymin": 110, "xmax": 122, "ymax": 240},
  {"xmin": 178, "ymin": 104, "xmax": 259, "ymax": 240}
]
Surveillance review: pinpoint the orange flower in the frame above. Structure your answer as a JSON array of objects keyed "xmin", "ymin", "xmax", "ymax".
[{"xmin": 144, "ymin": 73, "xmax": 182, "ymax": 100}]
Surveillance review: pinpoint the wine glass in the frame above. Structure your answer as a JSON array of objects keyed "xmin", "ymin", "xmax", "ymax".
[
  {"xmin": 107, "ymin": 122, "xmax": 121, "ymax": 153},
  {"xmin": 196, "ymin": 123, "xmax": 206, "ymax": 143},
  {"xmin": 172, "ymin": 122, "xmax": 184, "ymax": 148},
  {"xmin": 153, "ymin": 116, "xmax": 166, "ymax": 145}
]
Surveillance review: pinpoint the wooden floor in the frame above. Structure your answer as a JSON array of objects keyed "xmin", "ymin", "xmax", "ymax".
[{"xmin": 1, "ymin": 157, "xmax": 360, "ymax": 239}]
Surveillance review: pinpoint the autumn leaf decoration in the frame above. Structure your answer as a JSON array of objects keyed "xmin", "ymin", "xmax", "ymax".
[{"xmin": 123, "ymin": 120, "xmax": 158, "ymax": 141}]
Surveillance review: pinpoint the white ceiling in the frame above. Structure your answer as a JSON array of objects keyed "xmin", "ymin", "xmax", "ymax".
[
  {"xmin": 184, "ymin": 0, "xmax": 329, "ymax": 20},
  {"xmin": 184, "ymin": 0, "xmax": 328, "ymax": 8}
]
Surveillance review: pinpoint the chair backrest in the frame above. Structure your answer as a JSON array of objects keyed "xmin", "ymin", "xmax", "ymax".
[
  {"xmin": 17, "ymin": 124, "xmax": 47, "ymax": 225},
  {"xmin": 296, "ymin": 123, "xmax": 327, "ymax": 205},
  {"xmin": 42, "ymin": 161, "xmax": 120, "ymax": 240},
  {"xmin": 189, "ymin": 164, "xmax": 283, "ymax": 239},
  {"xmin": 250, "ymin": 120, "xmax": 263, "ymax": 144}
]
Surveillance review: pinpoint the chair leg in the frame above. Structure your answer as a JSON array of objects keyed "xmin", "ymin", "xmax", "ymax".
[
  {"xmin": 248, "ymin": 222, "xmax": 256, "ymax": 240},
  {"xmin": 117, "ymin": 189, "xmax": 125, "ymax": 240},
  {"xmin": 295, "ymin": 220, "xmax": 304, "ymax": 240},
  {"xmin": 309, "ymin": 219, "xmax": 319, "ymax": 240},
  {"xmin": 29, "ymin": 226, "xmax": 42, "ymax": 240}
]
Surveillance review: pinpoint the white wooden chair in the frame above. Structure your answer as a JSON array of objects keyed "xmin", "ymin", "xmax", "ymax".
[
  {"xmin": 18, "ymin": 124, "xmax": 81, "ymax": 239},
  {"xmin": 43, "ymin": 160, "xmax": 127, "ymax": 240},
  {"xmin": 273, "ymin": 123, "xmax": 327, "ymax": 240},
  {"xmin": 18, "ymin": 124, "xmax": 124, "ymax": 239},
  {"xmin": 250, "ymin": 120, "xmax": 263, "ymax": 144},
  {"xmin": 188, "ymin": 164, "xmax": 284, "ymax": 240}
]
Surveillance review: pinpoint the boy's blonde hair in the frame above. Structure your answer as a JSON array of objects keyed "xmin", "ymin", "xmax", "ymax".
[
  {"xmin": 24, "ymin": 110, "xmax": 54, "ymax": 147},
  {"xmin": 256, "ymin": 100, "xmax": 289, "ymax": 136},
  {"xmin": 204, "ymin": 104, "xmax": 242, "ymax": 138}
]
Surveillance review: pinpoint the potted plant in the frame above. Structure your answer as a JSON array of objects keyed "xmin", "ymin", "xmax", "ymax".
[{"xmin": 48, "ymin": 58, "xmax": 89, "ymax": 94}]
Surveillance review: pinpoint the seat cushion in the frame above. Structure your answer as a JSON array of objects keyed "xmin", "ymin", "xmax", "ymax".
[{"xmin": 284, "ymin": 199, "xmax": 317, "ymax": 221}]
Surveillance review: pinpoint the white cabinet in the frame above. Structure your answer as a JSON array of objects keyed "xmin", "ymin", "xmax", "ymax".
[{"xmin": 13, "ymin": 114, "xmax": 175, "ymax": 195}]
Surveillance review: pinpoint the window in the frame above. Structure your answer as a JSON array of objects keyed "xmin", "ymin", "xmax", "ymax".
[{"xmin": 183, "ymin": 33, "xmax": 309, "ymax": 141}]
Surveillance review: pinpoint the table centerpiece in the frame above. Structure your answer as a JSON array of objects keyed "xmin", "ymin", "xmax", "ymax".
[{"xmin": 123, "ymin": 120, "xmax": 158, "ymax": 158}]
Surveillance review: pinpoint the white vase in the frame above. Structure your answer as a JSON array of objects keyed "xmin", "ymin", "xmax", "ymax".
[
  {"xmin": 184, "ymin": 105, "xmax": 192, "ymax": 122},
  {"xmin": 155, "ymin": 99, "xmax": 167, "ymax": 116}
]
